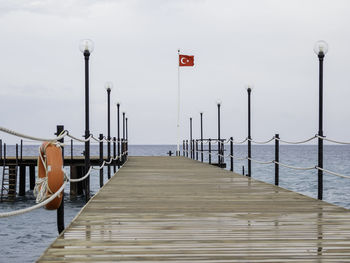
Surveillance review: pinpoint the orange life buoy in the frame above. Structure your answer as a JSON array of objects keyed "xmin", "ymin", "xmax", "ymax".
[{"xmin": 37, "ymin": 142, "xmax": 64, "ymax": 210}]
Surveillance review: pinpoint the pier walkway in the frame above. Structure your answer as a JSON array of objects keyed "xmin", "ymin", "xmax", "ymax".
[{"xmin": 38, "ymin": 156, "xmax": 350, "ymax": 262}]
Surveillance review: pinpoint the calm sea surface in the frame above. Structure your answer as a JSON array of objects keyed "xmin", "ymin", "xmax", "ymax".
[{"xmin": 1, "ymin": 144, "xmax": 350, "ymax": 262}]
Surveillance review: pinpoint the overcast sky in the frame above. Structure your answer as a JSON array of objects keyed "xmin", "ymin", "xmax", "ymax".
[{"xmin": 0, "ymin": 0, "xmax": 349, "ymax": 145}]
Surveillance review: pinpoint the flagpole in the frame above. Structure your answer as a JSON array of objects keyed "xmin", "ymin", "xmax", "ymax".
[{"xmin": 176, "ymin": 49, "xmax": 180, "ymax": 156}]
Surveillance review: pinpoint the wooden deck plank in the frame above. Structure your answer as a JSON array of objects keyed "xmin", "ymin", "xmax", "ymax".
[{"xmin": 37, "ymin": 156, "xmax": 350, "ymax": 262}]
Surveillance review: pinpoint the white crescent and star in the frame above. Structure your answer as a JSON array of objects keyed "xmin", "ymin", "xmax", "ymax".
[{"xmin": 181, "ymin": 57, "xmax": 190, "ymax": 64}]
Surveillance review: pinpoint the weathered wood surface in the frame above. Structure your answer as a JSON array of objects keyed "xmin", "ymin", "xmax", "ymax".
[{"xmin": 38, "ymin": 156, "xmax": 350, "ymax": 262}]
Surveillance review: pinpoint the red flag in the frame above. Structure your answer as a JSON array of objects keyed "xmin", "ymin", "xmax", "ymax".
[{"xmin": 179, "ymin": 54, "xmax": 194, "ymax": 67}]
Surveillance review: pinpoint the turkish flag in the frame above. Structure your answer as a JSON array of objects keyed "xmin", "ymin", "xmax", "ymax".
[{"xmin": 179, "ymin": 54, "xmax": 194, "ymax": 67}]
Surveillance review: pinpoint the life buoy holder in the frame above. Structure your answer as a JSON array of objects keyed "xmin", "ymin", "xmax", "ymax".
[{"xmin": 35, "ymin": 141, "xmax": 64, "ymax": 210}]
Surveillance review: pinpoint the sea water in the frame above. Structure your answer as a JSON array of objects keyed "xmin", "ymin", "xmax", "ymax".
[{"xmin": 0, "ymin": 144, "xmax": 350, "ymax": 262}]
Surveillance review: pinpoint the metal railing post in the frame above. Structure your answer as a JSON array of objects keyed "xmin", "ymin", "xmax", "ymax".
[
  {"xmin": 186, "ymin": 140, "xmax": 188, "ymax": 157},
  {"xmin": 183, "ymin": 140, "xmax": 185, "ymax": 156},
  {"xmin": 200, "ymin": 112, "xmax": 203, "ymax": 162},
  {"xmin": 56, "ymin": 125, "xmax": 65, "ymax": 234},
  {"xmin": 19, "ymin": 139, "xmax": 25, "ymax": 197},
  {"xmin": 230, "ymin": 137, "xmax": 233, "ymax": 172},
  {"xmin": 247, "ymin": 87, "xmax": 252, "ymax": 177},
  {"xmin": 275, "ymin": 134, "xmax": 279, "ymax": 186},
  {"xmin": 190, "ymin": 117, "xmax": 193, "ymax": 159},
  {"xmin": 209, "ymin": 138, "xmax": 212, "ymax": 164},
  {"xmin": 113, "ymin": 137, "xmax": 116, "ymax": 173},
  {"xmin": 218, "ymin": 140, "xmax": 220, "ymax": 166},
  {"xmin": 221, "ymin": 139, "xmax": 225, "ymax": 167},
  {"xmin": 192, "ymin": 139, "xmax": 195, "ymax": 160},
  {"xmin": 99, "ymin": 134, "xmax": 104, "ymax": 187}
]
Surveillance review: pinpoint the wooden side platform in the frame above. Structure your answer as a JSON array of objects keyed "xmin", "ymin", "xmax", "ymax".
[
  {"xmin": 1, "ymin": 156, "xmax": 118, "ymax": 166},
  {"xmin": 38, "ymin": 156, "xmax": 350, "ymax": 262}
]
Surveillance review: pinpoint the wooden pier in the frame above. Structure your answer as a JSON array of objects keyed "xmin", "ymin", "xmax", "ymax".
[{"xmin": 38, "ymin": 156, "xmax": 350, "ymax": 262}]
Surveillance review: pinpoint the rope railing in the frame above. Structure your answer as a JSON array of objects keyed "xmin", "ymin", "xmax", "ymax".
[
  {"xmin": 225, "ymin": 138, "xmax": 233, "ymax": 143},
  {"xmin": 186, "ymin": 136, "xmax": 350, "ymax": 175},
  {"xmin": 248, "ymin": 137, "xmax": 275, "ymax": 144},
  {"xmin": 192, "ymin": 139, "xmax": 218, "ymax": 145},
  {"xmin": 276, "ymin": 135, "xmax": 317, "ymax": 144},
  {"xmin": 273, "ymin": 161, "xmax": 315, "ymax": 171},
  {"xmin": 317, "ymin": 135, "xmax": 350, "ymax": 145},
  {"xmin": 0, "ymin": 126, "xmax": 68, "ymax": 142},
  {"xmin": 0, "ymin": 126, "xmax": 129, "ymax": 218},
  {"xmin": 0, "ymin": 181, "xmax": 67, "ymax": 218},
  {"xmin": 66, "ymin": 133, "xmax": 93, "ymax": 142},
  {"xmin": 0, "ymin": 151, "xmax": 128, "ymax": 218},
  {"xmin": 233, "ymin": 138, "xmax": 248, "ymax": 144},
  {"xmin": 227, "ymin": 154, "xmax": 247, "ymax": 161},
  {"xmin": 315, "ymin": 167, "xmax": 350, "ymax": 180},
  {"xmin": 91, "ymin": 135, "xmax": 105, "ymax": 143},
  {"xmin": 0, "ymin": 126, "xmax": 128, "ymax": 145},
  {"xmin": 188, "ymin": 134, "xmax": 350, "ymax": 147},
  {"xmin": 248, "ymin": 157, "xmax": 274, "ymax": 165},
  {"xmin": 67, "ymin": 167, "xmax": 93, "ymax": 183},
  {"xmin": 183, "ymin": 130, "xmax": 350, "ymax": 205},
  {"xmin": 218, "ymin": 151, "xmax": 350, "ymax": 179},
  {"xmin": 92, "ymin": 154, "xmax": 122, "ymax": 170}
]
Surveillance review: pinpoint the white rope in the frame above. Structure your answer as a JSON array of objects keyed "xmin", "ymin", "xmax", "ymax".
[
  {"xmin": 0, "ymin": 125, "xmax": 128, "ymax": 145},
  {"xmin": 273, "ymin": 161, "xmax": 315, "ymax": 170},
  {"xmin": 104, "ymin": 137, "xmax": 113, "ymax": 143},
  {"xmin": 81, "ymin": 135, "xmax": 120, "ymax": 143},
  {"xmin": 247, "ymin": 157, "xmax": 274, "ymax": 165},
  {"xmin": 0, "ymin": 181, "xmax": 67, "ymax": 218},
  {"xmin": 91, "ymin": 135, "xmax": 104, "ymax": 143},
  {"xmin": 248, "ymin": 137, "xmax": 275, "ymax": 144},
  {"xmin": 0, "ymin": 155, "xmax": 129, "ymax": 218},
  {"xmin": 0, "ymin": 126, "xmax": 67, "ymax": 142},
  {"xmin": 0, "ymin": 146, "xmax": 129, "ymax": 218},
  {"xmin": 276, "ymin": 135, "xmax": 317, "ymax": 145},
  {"xmin": 315, "ymin": 167, "xmax": 350, "ymax": 180},
  {"xmin": 67, "ymin": 134, "xmax": 93, "ymax": 143},
  {"xmin": 105, "ymin": 157, "xmax": 113, "ymax": 165},
  {"xmin": 105, "ymin": 137, "xmax": 118, "ymax": 143},
  {"xmin": 67, "ymin": 166, "xmax": 93, "ymax": 182},
  {"xmin": 227, "ymin": 154, "xmax": 247, "ymax": 161},
  {"xmin": 33, "ymin": 177, "xmax": 49, "ymax": 203},
  {"xmin": 317, "ymin": 135, "xmax": 350, "ymax": 145},
  {"xmin": 113, "ymin": 155, "xmax": 120, "ymax": 160},
  {"xmin": 233, "ymin": 138, "xmax": 248, "ymax": 144},
  {"xmin": 199, "ymin": 139, "xmax": 216, "ymax": 144},
  {"xmin": 92, "ymin": 161, "xmax": 107, "ymax": 170},
  {"xmin": 63, "ymin": 152, "xmax": 126, "ymax": 179},
  {"xmin": 92, "ymin": 155, "xmax": 119, "ymax": 170}
]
